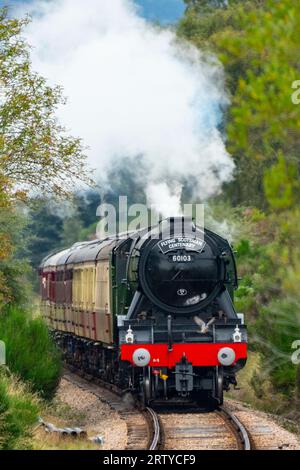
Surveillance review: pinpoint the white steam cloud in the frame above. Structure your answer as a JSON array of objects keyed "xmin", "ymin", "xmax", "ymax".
[{"xmin": 18, "ymin": 0, "xmax": 234, "ymax": 215}]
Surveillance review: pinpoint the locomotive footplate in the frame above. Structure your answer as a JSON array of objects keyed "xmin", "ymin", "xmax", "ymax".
[{"xmin": 174, "ymin": 355, "xmax": 194, "ymax": 395}]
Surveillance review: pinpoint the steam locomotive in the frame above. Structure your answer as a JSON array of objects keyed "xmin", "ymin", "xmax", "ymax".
[{"xmin": 40, "ymin": 217, "xmax": 247, "ymax": 407}]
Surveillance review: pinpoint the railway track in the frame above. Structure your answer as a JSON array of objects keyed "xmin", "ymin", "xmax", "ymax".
[
  {"xmin": 63, "ymin": 368, "xmax": 252, "ymax": 450},
  {"xmin": 158, "ymin": 406, "xmax": 252, "ymax": 451},
  {"xmin": 63, "ymin": 368, "xmax": 161, "ymax": 450},
  {"xmin": 217, "ymin": 406, "xmax": 251, "ymax": 450},
  {"xmin": 145, "ymin": 407, "xmax": 161, "ymax": 450}
]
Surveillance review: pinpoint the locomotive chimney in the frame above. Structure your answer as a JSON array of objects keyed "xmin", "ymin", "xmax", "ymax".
[{"xmin": 169, "ymin": 216, "xmax": 195, "ymax": 237}]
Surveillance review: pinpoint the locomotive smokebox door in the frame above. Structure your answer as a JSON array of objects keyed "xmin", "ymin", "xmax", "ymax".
[{"xmin": 175, "ymin": 356, "xmax": 193, "ymax": 394}]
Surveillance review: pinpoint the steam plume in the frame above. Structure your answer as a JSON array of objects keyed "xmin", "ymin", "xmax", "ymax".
[{"xmin": 17, "ymin": 0, "xmax": 234, "ymax": 215}]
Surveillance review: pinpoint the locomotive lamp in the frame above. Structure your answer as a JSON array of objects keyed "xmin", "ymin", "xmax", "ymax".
[
  {"xmin": 218, "ymin": 347, "xmax": 236, "ymax": 366},
  {"xmin": 125, "ymin": 326, "xmax": 134, "ymax": 344},
  {"xmin": 232, "ymin": 326, "xmax": 242, "ymax": 343},
  {"xmin": 132, "ymin": 348, "xmax": 151, "ymax": 367}
]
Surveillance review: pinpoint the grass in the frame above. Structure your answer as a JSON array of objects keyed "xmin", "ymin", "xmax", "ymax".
[
  {"xmin": 227, "ymin": 351, "xmax": 290, "ymax": 414},
  {"xmin": 43, "ymin": 395, "xmax": 87, "ymax": 424},
  {"xmin": 32, "ymin": 396, "xmax": 100, "ymax": 450},
  {"xmin": 0, "ymin": 304, "xmax": 63, "ymax": 449},
  {"xmin": 227, "ymin": 351, "xmax": 300, "ymax": 438},
  {"xmin": 0, "ymin": 305, "xmax": 100, "ymax": 450},
  {"xmin": 0, "ymin": 370, "xmax": 99, "ymax": 450},
  {"xmin": 0, "ymin": 369, "xmax": 40, "ymax": 450},
  {"xmin": 0, "ymin": 305, "xmax": 61, "ymax": 398}
]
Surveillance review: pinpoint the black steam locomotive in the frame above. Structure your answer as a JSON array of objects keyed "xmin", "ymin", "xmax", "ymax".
[{"xmin": 40, "ymin": 217, "xmax": 247, "ymax": 407}]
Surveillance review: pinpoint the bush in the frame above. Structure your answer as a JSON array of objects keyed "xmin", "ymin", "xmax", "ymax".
[
  {"xmin": 253, "ymin": 299, "xmax": 300, "ymax": 397},
  {"xmin": 0, "ymin": 306, "xmax": 61, "ymax": 398},
  {"xmin": 0, "ymin": 370, "xmax": 40, "ymax": 449}
]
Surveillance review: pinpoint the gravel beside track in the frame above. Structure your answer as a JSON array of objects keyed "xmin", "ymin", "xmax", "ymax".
[{"xmin": 45, "ymin": 372, "xmax": 300, "ymax": 451}]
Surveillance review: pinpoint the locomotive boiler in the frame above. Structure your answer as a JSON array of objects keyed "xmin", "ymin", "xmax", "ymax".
[{"xmin": 39, "ymin": 217, "xmax": 247, "ymax": 407}]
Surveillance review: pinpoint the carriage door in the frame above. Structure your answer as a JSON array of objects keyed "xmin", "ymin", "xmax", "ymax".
[{"xmin": 95, "ymin": 260, "xmax": 112, "ymax": 344}]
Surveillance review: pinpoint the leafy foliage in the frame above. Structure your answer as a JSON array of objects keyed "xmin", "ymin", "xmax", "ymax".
[
  {"xmin": 0, "ymin": 370, "xmax": 40, "ymax": 450},
  {"xmin": 264, "ymin": 154, "xmax": 299, "ymax": 210},
  {"xmin": 233, "ymin": 209, "xmax": 300, "ymax": 407},
  {"xmin": 0, "ymin": 305, "xmax": 61, "ymax": 398},
  {"xmin": 0, "ymin": 202, "xmax": 31, "ymax": 305},
  {"xmin": 26, "ymin": 199, "xmax": 63, "ymax": 268},
  {"xmin": 179, "ymin": 0, "xmax": 300, "ymax": 208},
  {"xmin": 184, "ymin": 0, "xmax": 235, "ymax": 12},
  {"xmin": 0, "ymin": 8, "xmax": 90, "ymax": 197},
  {"xmin": 0, "ymin": 7, "xmax": 92, "ymax": 306}
]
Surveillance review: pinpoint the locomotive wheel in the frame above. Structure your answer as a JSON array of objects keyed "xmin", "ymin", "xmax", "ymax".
[
  {"xmin": 141, "ymin": 368, "xmax": 152, "ymax": 407},
  {"xmin": 215, "ymin": 366, "xmax": 224, "ymax": 405}
]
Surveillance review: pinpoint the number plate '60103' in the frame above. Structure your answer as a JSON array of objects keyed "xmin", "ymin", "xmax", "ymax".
[{"xmin": 169, "ymin": 254, "xmax": 193, "ymax": 262}]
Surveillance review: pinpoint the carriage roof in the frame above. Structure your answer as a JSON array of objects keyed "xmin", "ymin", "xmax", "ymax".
[{"xmin": 39, "ymin": 235, "xmax": 132, "ymax": 270}]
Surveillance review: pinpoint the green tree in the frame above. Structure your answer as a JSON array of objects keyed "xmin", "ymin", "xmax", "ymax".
[
  {"xmin": 264, "ymin": 154, "xmax": 299, "ymax": 211},
  {"xmin": 26, "ymin": 199, "xmax": 63, "ymax": 271},
  {"xmin": 179, "ymin": 0, "xmax": 299, "ymax": 208},
  {"xmin": 0, "ymin": 8, "xmax": 91, "ymax": 305},
  {"xmin": 0, "ymin": 8, "xmax": 90, "ymax": 197},
  {"xmin": 184, "ymin": 0, "xmax": 236, "ymax": 11},
  {"xmin": 0, "ymin": 202, "xmax": 29, "ymax": 304},
  {"xmin": 61, "ymin": 212, "xmax": 84, "ymax": 247}
]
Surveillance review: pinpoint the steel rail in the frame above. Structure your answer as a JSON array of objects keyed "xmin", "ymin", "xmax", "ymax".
[
  {"xmin": 146, "ymin": 407, "xmax": 161, "ymax": 450},
  {"xmin": 218, "ymin": 405, "xmax": 251, "ymax": 450}
]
